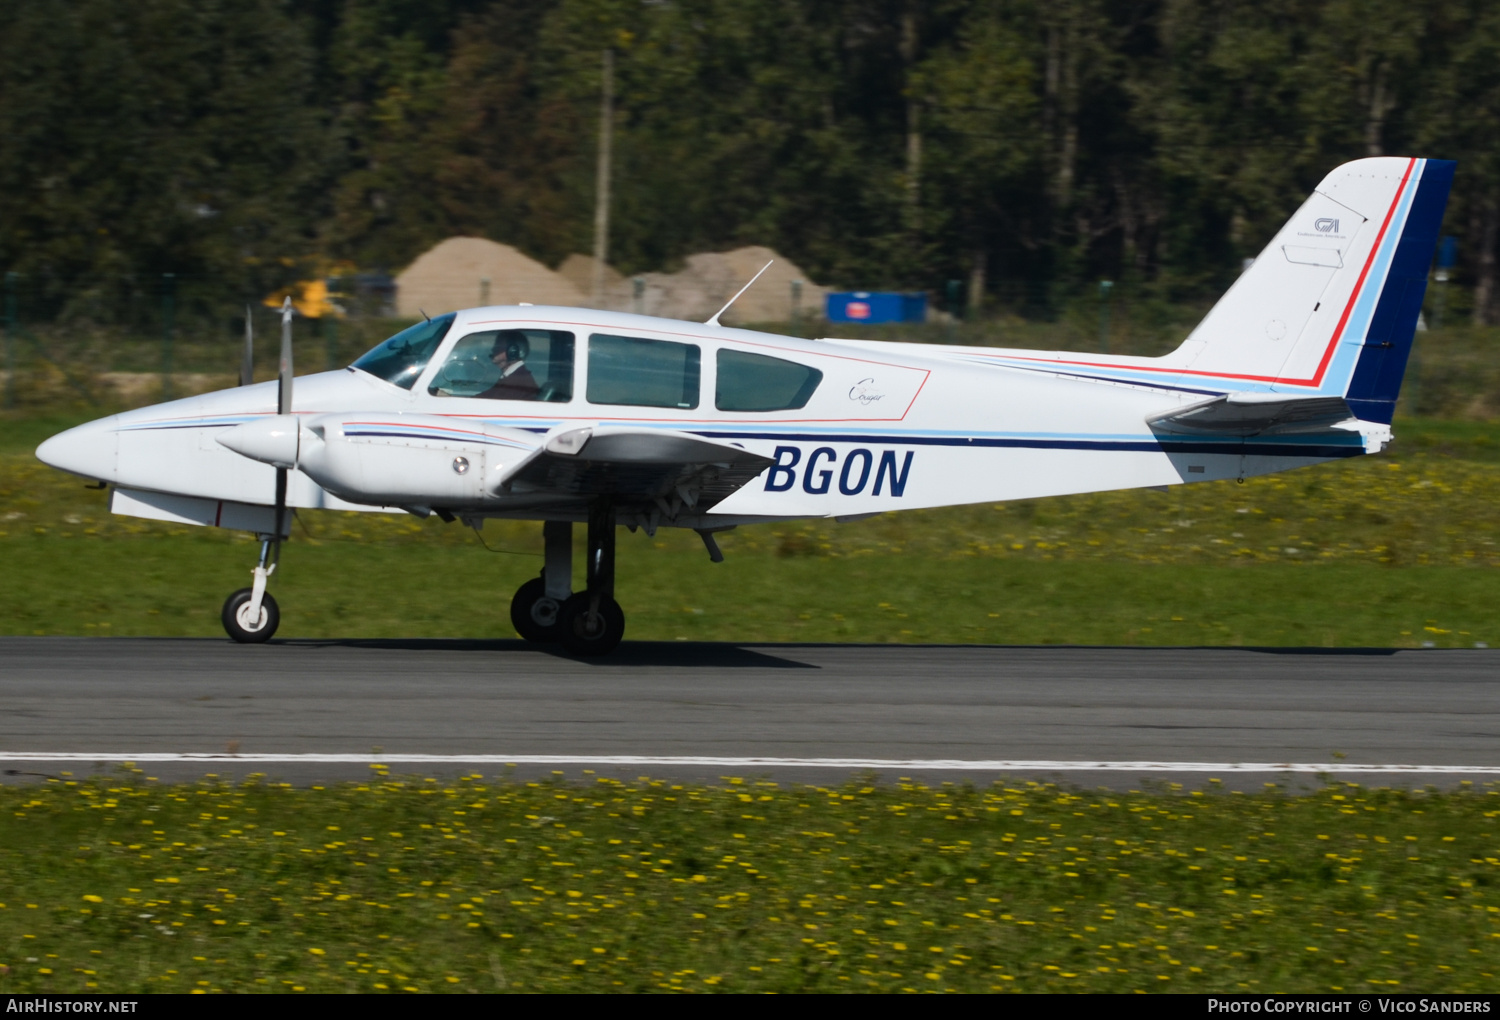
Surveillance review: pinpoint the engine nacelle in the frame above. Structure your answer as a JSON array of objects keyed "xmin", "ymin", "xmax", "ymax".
[{"xmin": 220, "ymin": 413, "xmax": 541, "ymax": 509}]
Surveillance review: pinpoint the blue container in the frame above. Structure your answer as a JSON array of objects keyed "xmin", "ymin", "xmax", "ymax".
[{"xmin": 826, "ymin": 291, "xmax": 927, "ymax": 324}]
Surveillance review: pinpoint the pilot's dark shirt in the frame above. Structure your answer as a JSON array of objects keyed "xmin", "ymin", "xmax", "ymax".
[{"xmin": 477, "ymin": 363, "xmax": 540, "ymax": 401}]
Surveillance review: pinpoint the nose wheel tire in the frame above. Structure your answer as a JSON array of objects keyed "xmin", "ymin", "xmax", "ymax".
[
  {"xmin": 558, "ymin": 592, "xmax": 625, "ymax": 657},
  {"xmin": 510, "ymin": 576, "xmax": 564, "ymax": 643},
  {"xmin": 221, "ymin": 588, "xmax": 280, "ymax": 643}
]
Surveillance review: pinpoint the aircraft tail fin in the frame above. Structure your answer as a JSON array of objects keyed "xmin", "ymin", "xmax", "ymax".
[{"xmin": 1178, "ymin": 157, "xmax": 1455, "ymax": 424}]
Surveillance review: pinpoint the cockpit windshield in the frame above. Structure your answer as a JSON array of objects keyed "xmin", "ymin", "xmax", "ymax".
[{"xmin": 350, "ymin": 314, "xmax": 455, "ymax": 389}]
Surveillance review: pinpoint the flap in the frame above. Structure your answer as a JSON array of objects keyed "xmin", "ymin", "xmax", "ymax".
[
  {"xmin": 1148, "ymin": 393, "xmax": 1355, "ymax": 436},
  {"xmin": 497, "ymin": 426, "xmax": 774, "ymax": 508},
  {"xmin": 543, "ymin": 425, "xmax": 774, "ymax": 468}
]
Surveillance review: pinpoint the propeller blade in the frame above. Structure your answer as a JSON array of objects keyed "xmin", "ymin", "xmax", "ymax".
[
  {"xmin": 278, "ymin": 295, "xmax": 294, "ymax": 415},
  {"xmin": 241, "ymin": 305, "xmax": 254, "ymax": 387},
  {"xmin": 275, "ymin": 295, "xmax": 295, "ymax": 538},
  {"xmin": 246, "ymin": 298, "xmax": 295, "ymax": 627},
  {"xmin": 274, "ymin": 465, "xmax": 288, "ymax": 537}
]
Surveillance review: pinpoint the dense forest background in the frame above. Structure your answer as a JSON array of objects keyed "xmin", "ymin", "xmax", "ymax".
[{"xmin": 3, "ymin": 0, "xmax": 1500, "ymax": 324}]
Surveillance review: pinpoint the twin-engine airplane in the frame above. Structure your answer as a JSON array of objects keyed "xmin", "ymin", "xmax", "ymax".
[{"xmin": 36, "ymin": 156, "xmax": 1453, "ymax": 655}]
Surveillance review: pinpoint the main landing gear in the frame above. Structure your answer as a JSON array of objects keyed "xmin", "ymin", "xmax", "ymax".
[
  {"xmin": 509, "ymin": 502, "xmax": 625, "ymax": 657},
  {"xmin": 222, "ymin": 534, "xmax": 281, "ymax": 643}
]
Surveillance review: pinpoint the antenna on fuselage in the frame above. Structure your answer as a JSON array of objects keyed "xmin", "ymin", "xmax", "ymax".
[{"xmin": 705, "ymin": 260, "xmax": 774, "ymax": 327}]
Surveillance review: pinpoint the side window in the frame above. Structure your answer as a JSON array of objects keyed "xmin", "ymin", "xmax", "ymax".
[
  {"xmin": 428, "ymin": 329, "xmax": 575, "ymax": 402},
  {"xmin": 587, "ymin": 334, "xmax": 701, "ymax": 409},
  {"xmin": 715, "ymin": 348, "xmax": 823, "ymax": 411}
]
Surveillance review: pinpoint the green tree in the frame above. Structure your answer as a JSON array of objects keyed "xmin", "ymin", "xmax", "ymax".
[
  {"xmin": 915, "ymin": 6, "xmax": 1041, "ymax": 308},
  {"xmin": 1409, "ymin": 1, "xmax": 1500, "ymax": 323},
  {"xmin": 323, "ymin": 0, "xmax": 482, "ymax": 267},
  {"xmin": 0, "ymin": 0, "xmax": 331, "ymax": 318}
]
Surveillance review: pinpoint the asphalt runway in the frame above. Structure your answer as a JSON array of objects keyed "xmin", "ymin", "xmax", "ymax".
[{"xmin": 1, "ymin": 637, "xmax": 1497, "ymax": 788}]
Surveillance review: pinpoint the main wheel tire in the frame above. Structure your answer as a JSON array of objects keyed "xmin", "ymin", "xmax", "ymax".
[
  {"xmin": 221, "ymin": 588, "xmax": 280, "ymax": 643},
  {"xmin": 510, "ymin": 576, "xmax": 565, "ymax": 643},
  {"xmin": 558, "ymin": 592, "xmax": 625, "ymax": 657}
]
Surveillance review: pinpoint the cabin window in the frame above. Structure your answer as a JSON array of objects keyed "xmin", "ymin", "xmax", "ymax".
[
  {"xmin": 587, "ymin": 334, "xmax": 701, "ymax": 409},
  {"xmin": 351, "ymin": 313, "xmax": 454, "ymax": 390},
  {"xmin": 715, "ymin": 348, "xmax": 823, "ymax": 411},
  {"xmin": 428, "ymin": 329, "xmax": 575, "ymax": 402}
]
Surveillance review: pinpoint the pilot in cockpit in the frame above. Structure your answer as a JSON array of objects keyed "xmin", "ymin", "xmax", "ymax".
[{"xmin": 476, "ymin": 330, "xmax": 540, "ymax": 401}]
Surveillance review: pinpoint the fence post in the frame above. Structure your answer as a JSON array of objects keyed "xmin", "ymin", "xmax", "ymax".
[
  {"xmin": 161, "ymin": 273, "xmax": 175, "ymax": 400},
  {"xmin": 241, "ymin": 305, "xmax": 255, "ymax": 386},
  {"xmin": 3, "ymin": 272, "xmax": 16, "ymax": 410},
  {"xmin": 1097, "ymin": 279, "xmax": 1114, "ymax": 354}
]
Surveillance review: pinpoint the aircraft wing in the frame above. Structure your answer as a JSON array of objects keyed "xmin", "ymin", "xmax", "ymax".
[
  {"xmin": 217, "ymin": 414, "xmax": 773, "ymax": 516},
  {"xmin": 1147, "ymin": 393, "xmax": 1356, "ymax": 436},
  {"xmin": 501, "ymin": 425, "xmax": 775, "ymax": 511}
]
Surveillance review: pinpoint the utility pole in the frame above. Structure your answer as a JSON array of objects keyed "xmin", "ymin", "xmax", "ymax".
[{"xmin": 591, "ymin": 49, "xmax": 615, "ymax": 308}]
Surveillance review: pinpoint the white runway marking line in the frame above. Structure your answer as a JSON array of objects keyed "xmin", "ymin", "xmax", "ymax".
[{"xmin": 1, "ymin": 753, "xmax": 1499, "ymax": 774}]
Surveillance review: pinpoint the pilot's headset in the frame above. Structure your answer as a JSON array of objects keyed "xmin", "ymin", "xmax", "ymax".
[{"xmin": 493, "ymin": 330, "xmax": 530, "ymax": 363}]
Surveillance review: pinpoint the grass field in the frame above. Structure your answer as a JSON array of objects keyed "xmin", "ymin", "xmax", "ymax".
[
  {"xmin": 3, "ymin": 414, "xmax": 1498, "ymax": 646},
  {"xmin": 1, "ymin": 774, "xmax": 1497, "ymax": 994}
]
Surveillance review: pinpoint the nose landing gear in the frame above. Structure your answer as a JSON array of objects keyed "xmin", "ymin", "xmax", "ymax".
[{"xmin": 222, "ymin": 535, "xmax": 281, "ymax": 643}]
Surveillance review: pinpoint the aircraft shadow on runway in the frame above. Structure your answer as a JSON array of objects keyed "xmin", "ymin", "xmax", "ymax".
[
  {"xmin": 279, "ymin": 637, "xmax": 1416, "ymax": 667},
  {"xmin": 282, "ymin": 638, "xmax": 819, "ymax": 669}
]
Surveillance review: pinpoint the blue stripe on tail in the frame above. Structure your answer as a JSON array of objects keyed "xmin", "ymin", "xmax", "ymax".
[{"xmin": 1345, "ymin": 159, "xmax": 1456, "ymax": 423}]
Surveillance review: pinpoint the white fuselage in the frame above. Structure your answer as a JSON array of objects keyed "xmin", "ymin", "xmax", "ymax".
[{"xmin": 37, "ymin": 305, "xmax": 1375, "ymax": 530}]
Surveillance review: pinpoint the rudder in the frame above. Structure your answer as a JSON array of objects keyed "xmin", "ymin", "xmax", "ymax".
[{"xmin": 1343, "ymin": 159, "xmax": 1455, "ymax": 423}]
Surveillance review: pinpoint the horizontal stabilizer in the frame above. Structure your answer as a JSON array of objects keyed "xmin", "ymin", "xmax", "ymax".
[{"xmin": 1148, "ymin": 393, "xmax": 1354, "ymax": 436}]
